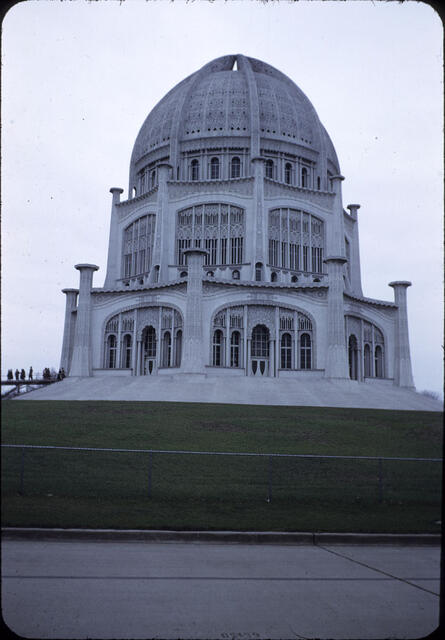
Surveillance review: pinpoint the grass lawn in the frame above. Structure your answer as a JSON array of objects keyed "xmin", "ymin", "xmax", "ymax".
[{"xmin": 1, "ymin": 401, "xmax": 442, "ymax": 533}]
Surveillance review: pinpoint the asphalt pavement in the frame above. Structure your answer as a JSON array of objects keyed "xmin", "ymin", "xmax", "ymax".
[{"xmin": 1, "ymin": 533, "xmax": 441, "ymax": 639}]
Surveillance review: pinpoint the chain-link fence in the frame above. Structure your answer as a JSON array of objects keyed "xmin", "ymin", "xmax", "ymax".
[{"xmin": 1, "ymin": 444, "xmax": 442, "ymax": 506}]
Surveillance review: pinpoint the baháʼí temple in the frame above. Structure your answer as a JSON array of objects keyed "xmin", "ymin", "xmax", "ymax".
[{"xmin": 49, "ymin": 54, "xmax": 434, "ymax": 409}]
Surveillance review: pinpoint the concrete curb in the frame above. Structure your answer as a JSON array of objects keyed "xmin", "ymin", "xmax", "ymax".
[{"xmin": 1, "ymin": 528, "xmax": 441, "ymax": 545}]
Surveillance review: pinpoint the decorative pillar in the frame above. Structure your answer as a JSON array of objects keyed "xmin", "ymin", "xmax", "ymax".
[
  {"xmin": 251, "ymin": 156, "xmax": 266, "ymax": 280},
  {"xmin": 324, "ymin": 256, "xmax": 349, "ymax": 379},
  {"xmin": 104, "ymin": 188, "xmax": 124, "ymax": 288},
  {"xmin": 150, "ymin": 163, "xmax": 172, "ymax": 283},
  {"xmin": 69, "ymin": 264, "xmax": 99, "ymax": 377},
  {"xmin": 180, "ymin": 248, "xmax": 207, "ymax": 374},
  {"xmin": 60, "ymin": 288, "xmax": 78, "ymax": 373},
  {"xmin": 389, "ymin": 281, "xmax": 415, "ymax": 388},
  {"xmin": 346, "ymin": 204, "xmax": 363, "ymax": 296}
]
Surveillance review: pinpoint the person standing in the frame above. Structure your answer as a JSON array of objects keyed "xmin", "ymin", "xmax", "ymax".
[
  {"xmin": 20, "ymin": 369, "xmax": 26, "ymax": 380},
  {"xmin": 29, "ymin": 366, "xmax": 33, "ymax": 381},
  {"xmin": 15, "ymin": 369, "xmax": 20, "ymax": 381}
]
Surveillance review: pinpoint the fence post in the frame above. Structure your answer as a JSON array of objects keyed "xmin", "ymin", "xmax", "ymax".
[
  {"xmin": 266, "ymin": 455, "xmax": 272, "ymax": 503},
  {"xmin": 148, "ymin": 451, "xmax": 153, "ymax": 498},
  {"xmin": 19, "ymin": 447, "xmax": 25, "ymax": 496},
  {"xmin": 378, "ymin": 458, "xmax": 383, "ymax": 504}
]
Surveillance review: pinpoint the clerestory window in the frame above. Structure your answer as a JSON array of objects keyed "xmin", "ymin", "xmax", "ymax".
[{"xmin": 176, "ymin": 204, "xmax": 245, "ymax": 267}]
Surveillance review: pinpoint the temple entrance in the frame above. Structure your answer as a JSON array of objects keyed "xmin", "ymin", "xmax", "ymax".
[
  {"xmin": 251, "ymin": 324, "xmax": 270, "ymax": 376},
  {"xmin": 142, "ymin": 326, "xmax": 156, "ymax": 375}
]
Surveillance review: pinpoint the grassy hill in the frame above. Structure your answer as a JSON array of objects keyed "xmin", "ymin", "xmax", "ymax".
[{"xmin": 1, "ymin": 401, "xmax": 442, "ymax": 532}]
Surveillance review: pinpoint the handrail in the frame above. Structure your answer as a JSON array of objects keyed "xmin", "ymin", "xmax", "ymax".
[{"xmin": 1, "ymin": 444, "xmax": 441, "ymax": 462}]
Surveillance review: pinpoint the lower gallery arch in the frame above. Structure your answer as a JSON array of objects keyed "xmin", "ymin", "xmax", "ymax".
[
  {"xmin": 209, "ymin": 303, "xmax": 315, "ymax": 377},
  {"xmin": 102, "ymin": 306, "xmax": 183, "ymax": 375},
  {"xmin": 345, "ymin": 315, "xmax": 386, "ymax": 381}
]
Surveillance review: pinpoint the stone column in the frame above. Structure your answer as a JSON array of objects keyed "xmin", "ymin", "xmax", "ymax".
[
  {"xmin": 346, "ymin": 204, "xmax": 363, "ymax": 296},
  {"xmin": 324, "ymin": 256, "xmax": 349, "ymax": 379},
  {"xmin": 104, "ymin": 188, "xmax": 124, "ymax": 288},
  {"xmin": 180, "ymin": 248, "xmax": 207, "ymax": 374},
  {"xmin": 150, "ymin": 163, "xmax": 172, "ymax": 284},
  {"xmin": 389, "ymin": 281, "xmax": 415, "ymax": 388},
  {"xmin": 69, "ymin": 264, "xmax": 99, "ymax": 377},
  {"xmin": 59, "ymin": 288, "xmax": 78, "ymax": 373}
]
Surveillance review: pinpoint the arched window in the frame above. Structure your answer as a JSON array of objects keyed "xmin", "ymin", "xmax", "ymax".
[
  {"xmin": 230, "ymin": 331, "xmax": 240, "ymax": 368},
  {"xmin": 106, "ymin": 335, "xmax": 117, "ymax": 368},
  {"xmin": 175, "ymin": 330, "xmax": 182, "ymax": 367},
  {"xmin": 122, "ymin": 214, "xmax": 156, "ymax": 278},
  {"xmin": 176, "ymin": 204, "xmax": 245, "ymax": 266},
  {"xmin": 251, "ymin": 325, "xmax": 269, "ymax": 358},
  {"xmin": 231, "ymin": 156, "xmax": 241, "ymax": 178},
  {"xmin": 285, "ymin": 163, "xmax": 292, "ymax": 185},
  {"xmin": 213, "ymin": 329, "xmax": 223, "ymax": 366},
  {"xmin": 317, "ymin": 176, "xmax": 321, "ymax": 190},
  {"xmin": 210, "ymin": 157, "xmax": 220, "ymax": 180},
  {"xmin": 300, "ymin": 333, "xmax": 311, "ymax": 369},
  {"xmin": 301, "ymin": 167, "xmax": 308, "ymax": 188},
  {"xmin": 291, "ymin": 275, "xmax": 298, "ymax": 283},
  {"xmin": 162, "ymin": 331, "xmax": 171, "ymax": 368},
  {"xmin": 265, "ymin": 159, "xmax": 274, "ymax": 179},
  {"xmin": 143, "ymin": 326, "xmax": 156, "ymax": 358},
  {"xmin": 180, "ymin": 271, "xmax": 188, "ymax": 278},
  {"xmin": 122, "ymin": 334, "xmax": 132, "ymax": 369},
  {"xmin": 190, "ymin": 159, "xmax": 199, "ymax": 181},
  {"xmin": 132, "ymin": 187, "xmax": 137, "ymax": 198},
  {"xmin": 151, "ymin": 170, "xmax": 156, "ymax": 189},
  {"xmin": 255, "ymin": 262, "xmax": 263, "ymax": 282},
  {"xmin": 375, "ymin": 345, "xmax": 384, "ymax": 378},
  {"xmin": 348, "ymin": 334, "xmax": 358, "ymax": 380},
  {"xmin": 364, "ymin": 344, "xmax": 371, "ymax": 377},
  {"xmin": 281, "ymin": 333, "xmax": 292, "ymax": 369},
  {"xmin": 232, "ymin": 269, "xmax": 240, "ymax": 280},
  {"xmin": 271, "ymin": 271, "xmax": 278, "ymax": 282}
]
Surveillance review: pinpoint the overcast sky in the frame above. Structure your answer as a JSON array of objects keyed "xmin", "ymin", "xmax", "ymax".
[{"xmin": 1, "ymin": 0, "xmax": 443, "ymax": 396}]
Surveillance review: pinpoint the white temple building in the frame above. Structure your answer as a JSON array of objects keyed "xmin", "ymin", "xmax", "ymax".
[{"xmin": 46, "ymin": 54, "xmax": 436, "ymax": 409}]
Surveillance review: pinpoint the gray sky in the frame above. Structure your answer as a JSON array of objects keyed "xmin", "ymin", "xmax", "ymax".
[{"xmin": 1, "ymin": 0, "xmax": 443, "ymax": 396}]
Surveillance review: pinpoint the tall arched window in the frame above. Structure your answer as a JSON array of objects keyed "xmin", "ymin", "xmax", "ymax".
[
  {"xmin": 175, "ymin": 329, "xmax": 182, "ymax": 367},
  {"xmin": 230, "ymin": 331, "xmax": 240, "ymax": 368},
  {"xmin": 107, "ymin": 335, "xmax": 117, "ymax": 368},
  {"xmin": 364, "ymin": 343, "xmax": 371, "ymax": 377},
  {"xmin": 271, "ymin": 271, "xmax": 278, "ymax": 282},
  {"xmin": 213, "ymin": 329, "xmax": 223, "ymax": 366},
  {"xmin": 265, "ymin": 159, "xmax": 274, "ymax": 179},
  {"xmin": 122, "ymin": 334, "xmax": 132, "ymax": 369},
  {"xmin": 375, "ymin": 345, "xmax": 384, "ymax": 378},
  {"xmin": 190, "ymin": 159, "xmax": 199, "ymax": 181},
  {"xmin": 348, "ymin": 334, "xmax": 358, "ymax": 380},
  {"xmin": 281, "ymin": 333, "xmax": 292, "ymax": 369},
  {"xmin": 255, "ymin": 262, "xmax": 263, "ymax": 281},
  {"xmin": 231, "ymin": 156, "xmax": 241, "ymax": 178},
  {"xmin": 251, "ymin": 325, "xmax": 269, "ymax": 358},
  {"xmin": 122, "ymin": 214, "xmax": 156, "ymax": 278},
  {"xmin": 301, "ymin": 167, "xmax": 308, "ymax": 187},
  {"xmin": 210, "ymin": 157, "xmax": 220, "ymax": 180},
  {"xmin": 162, "ymin": 331, "xmax": 171, "ymax": 368},
  {"xmin": 285, "ymin": 163, "xmax": 292, "ymax": 185},
  {"xmin": 300, "ymin": 333, "xmax": 311, "ymax": 369},
  {"xmin": 150, "ymin": 170, "xmax": 156, "ymax": 189}
]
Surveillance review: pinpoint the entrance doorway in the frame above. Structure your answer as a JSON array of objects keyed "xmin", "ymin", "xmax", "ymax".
[{"xmin": 251, "ymin": 325, "xmax": 269, "ymax": 376}]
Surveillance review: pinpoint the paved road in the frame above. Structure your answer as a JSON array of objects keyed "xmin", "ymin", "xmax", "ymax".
[{"xmin": 1, "ymin": 539, "xmax": 440, "ymax": 639}]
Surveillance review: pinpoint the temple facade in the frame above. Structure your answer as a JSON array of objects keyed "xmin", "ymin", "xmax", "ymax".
[{"xmin": 60, "ymin": 54, "xmax": 415, "ymax": 389}]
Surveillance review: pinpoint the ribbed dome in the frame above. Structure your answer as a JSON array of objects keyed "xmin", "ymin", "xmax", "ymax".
[{"xmin": 130, "ymin": 55, "xmax": 339, "ymax": 179}]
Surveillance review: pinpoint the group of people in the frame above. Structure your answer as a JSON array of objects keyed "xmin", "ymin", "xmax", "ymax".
[{"xmin": 6, "ymin": 367, "xmax": 66, "ymax": 382}]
